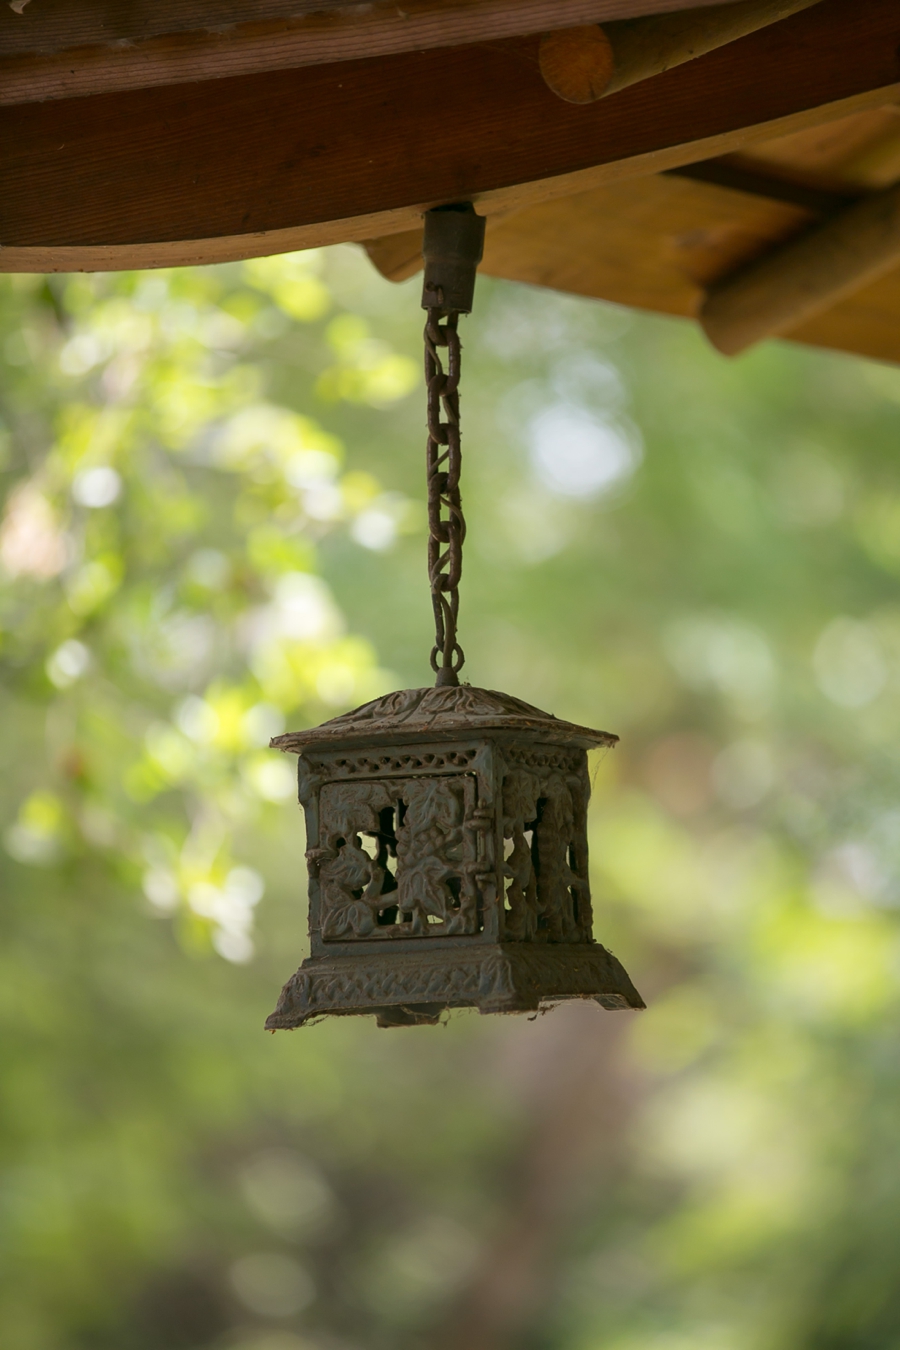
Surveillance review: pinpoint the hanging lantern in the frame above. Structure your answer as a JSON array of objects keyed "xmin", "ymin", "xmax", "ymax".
[{"xmin": 266, "ymin": 206, "xmax": 644, "ymax": 1029}]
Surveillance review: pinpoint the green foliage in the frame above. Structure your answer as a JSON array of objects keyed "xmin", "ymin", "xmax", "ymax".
[
  {"xmin": 4, "ymin": 247, "xmax": 900, "ymax": 1350},
  {"xmin": 0, "ymin": 256, "xmax": 407, "ymax": 966}
]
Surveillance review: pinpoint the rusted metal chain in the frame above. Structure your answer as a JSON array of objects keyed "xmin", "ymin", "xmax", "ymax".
[
  {"xmin": 420, "ymin": 203, "xmax": 483, "ymax": 688},
  {"xmin": 424, "ymin": 307, "xmax": 466, "ymax": 686}
]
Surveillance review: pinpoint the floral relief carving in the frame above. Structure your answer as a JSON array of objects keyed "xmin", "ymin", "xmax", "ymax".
[
  {"xmin": 277, "ymin": 952, "xmax": 508, "ymax": 1019},
  {"xmin": 316, "ymin": 775, "xmax": 483, "ymax": 941}
]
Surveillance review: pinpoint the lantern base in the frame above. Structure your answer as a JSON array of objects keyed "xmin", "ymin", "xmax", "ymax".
[{"xmin": 265, "ymin": 942, "xmax": 644, "ymax": 1029}]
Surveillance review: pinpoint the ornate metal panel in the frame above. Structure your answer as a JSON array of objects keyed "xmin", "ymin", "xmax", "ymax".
[
  {"xmin": 499, "ymin": 748, "xmax": 593, "ymax": 946},
  {"xmin": 267, "ymin": 685, "xmax": 644, "ymax": 1027},
  {"xmin": 314, "ymin": 773, "xmax": 484, "ymax": 941}
]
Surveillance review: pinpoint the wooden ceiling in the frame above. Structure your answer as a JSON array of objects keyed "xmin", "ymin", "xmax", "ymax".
[
  {"xmin": 366, "ymin": 104, "xmax": 900, "ymax": 363},
  {"xmin": 2, "ymin": 0, "xmax": 900, "ymax": 364}
]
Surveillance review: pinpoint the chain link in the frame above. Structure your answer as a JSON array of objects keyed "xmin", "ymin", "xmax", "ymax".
[{"xmin": 424, "ymin": 308, "xmax": 466, "ymax": 686}]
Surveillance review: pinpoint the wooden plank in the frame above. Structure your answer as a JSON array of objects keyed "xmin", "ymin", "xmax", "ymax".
[
  {"xmin": 481, "ymin": 174, "xmax": 814, "ymax": 315},
  {"xmin": 0, "ymin": 0, "xmax": 744, "ymax": 58},
  {"xmin": 0, "ymin": 0, "xmax": 898, "ymax": 272},
  {"xmin": 364, "ymin": 234, "xmax": 431, "ymax": 286},
  {"xmin": 664, "ymin": 157, "xmax": 857, "ymax": 213},
  {"xmin": 363, "ymin": 152, "xmax": 858, "ymax": 283},
  {"xmin": 733, "ymin": 106, "xmax": 900, "ymax": 190},
  {"xmin": 0, "ymin": 0, "xmax": 638, "ymax": 107},
  {"xmin": 0, "ymin": 1, "xmax": 362, "ymax": 54},
  {"xmin": 366, "ymin": 144, "xmax": 900, "ymax": 364}
]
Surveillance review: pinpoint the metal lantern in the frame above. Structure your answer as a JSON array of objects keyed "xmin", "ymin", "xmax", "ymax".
[
  {"xmin": 266, "ymin": 206, "xmax": 643, "ymax": 1029},
  {"xmin": 266, "ymin": 686, "xmax": 643, "ymax": 1027}
]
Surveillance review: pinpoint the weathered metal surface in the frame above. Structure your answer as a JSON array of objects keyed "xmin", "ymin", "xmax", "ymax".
[
  {"xmin": 266, "ymin": 943, "xmax": 644, "ymax": 1027},
  {"xmin": 266, "ymin": 687, "xmax": 643, "ymax": 1027},
  {"xmin": 271, "ymin": 684, "xmax": 619, "ymax": 752}
]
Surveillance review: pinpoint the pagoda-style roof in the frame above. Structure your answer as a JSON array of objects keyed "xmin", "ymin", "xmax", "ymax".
[
  {"xmin": 271, "ymin": 685, "xmax": 618, "ymax": 753},
  {"xmin": 2, "ymin": 0, "xmax": 899, "ymax": 363}
]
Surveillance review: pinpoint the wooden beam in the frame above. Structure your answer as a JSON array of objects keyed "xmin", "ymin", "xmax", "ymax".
[
  {"xmin": 365, "ymin": 234, "xmax": 429, "ymax": 286},
  {"xmin": 0, "ymin": 0, "xmax": 644, "ymax": 107},
  {"xmin": 364, "ymin": 154, "xmax": 864, "ymax": 286},
  {"xmin": 539, "ymin": 0, "xmax": 821, "ymax": 105},
  {"xmin": 362, "ymin": 155, "xmax": 855, "ymax": 284},
  {"xmin": 476, "ymin": 174, "xmax": 813, "ymax": 316},
  {"xmin": 0, "ymin": 0, "xmax": 746, "ymax": 59},
  {"xmin": 700, "ymin": 180, "xmax": 900, "ymax": 353},
  {"xmin": 664, "ymin": 157, "xmax": 858, "ymax": 214},
  {"xmin": 0, "ymin": 0, "xmax": 897, "ymax": 272}
]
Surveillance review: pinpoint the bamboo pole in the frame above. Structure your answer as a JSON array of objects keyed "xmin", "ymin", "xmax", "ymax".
[
  {"xmin": 539, "ymin": 0, "xmax": 822, "ymax": 105},
  {"xmin": 699, "ymin": 183, "xmax": 900, "ymax": 355}
]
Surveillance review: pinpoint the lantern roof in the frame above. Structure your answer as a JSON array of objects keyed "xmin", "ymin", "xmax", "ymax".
[{"xmin": 271, "ymin": 685, "xmax": 618, "ymax": 753}]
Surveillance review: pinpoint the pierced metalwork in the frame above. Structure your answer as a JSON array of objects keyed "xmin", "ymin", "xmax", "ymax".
[{"xmin": 267, "ymin": 688, "xmax": 644, "ymax": 1027}]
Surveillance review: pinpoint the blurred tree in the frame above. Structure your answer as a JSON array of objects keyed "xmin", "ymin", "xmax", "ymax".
[{"xmin": 4, "ymin": 246, "xmax": 900, "ymax": 1350}]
